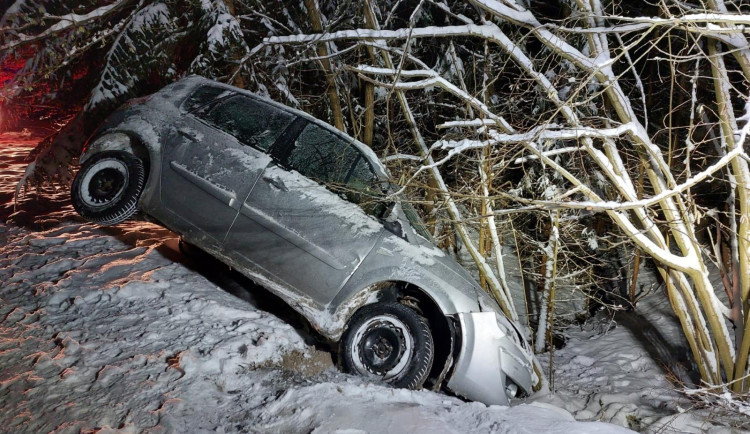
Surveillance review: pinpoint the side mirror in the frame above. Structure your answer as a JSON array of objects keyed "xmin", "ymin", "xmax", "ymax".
[
  {"xmin": 382, "ymin": 219, "xmax": 405, "ymax": 239},
  {"xmin": 382, "ymin": 201, "xmax": 398, "ymax": 221},
  {"xmin": 381, "ymin": 202, "xmax": 406, "ymax": 239}
]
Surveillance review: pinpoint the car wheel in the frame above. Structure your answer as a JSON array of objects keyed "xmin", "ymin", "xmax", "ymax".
[
  {"xmin": 71, "ymin": 150, "xmax": 145, "ymax": 225},
  {"xmin": 341, "ymin": 302, "xmax": 434, "ymax": 390}
]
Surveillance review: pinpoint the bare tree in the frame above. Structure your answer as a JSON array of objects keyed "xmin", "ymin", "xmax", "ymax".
[{"xmin": 259, "ymin": 0, "xmax": 750, "ymax": 393}]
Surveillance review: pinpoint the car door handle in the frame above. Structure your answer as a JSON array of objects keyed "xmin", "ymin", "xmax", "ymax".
[{"xmin": 263, "ymin": 175, "xmax": 288, "ymax": 192}]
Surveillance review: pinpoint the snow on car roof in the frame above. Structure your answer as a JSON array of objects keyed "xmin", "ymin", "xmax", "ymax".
[{"xmin": 177, "ymin": 75, "xmax": 390, "ymax": 180}]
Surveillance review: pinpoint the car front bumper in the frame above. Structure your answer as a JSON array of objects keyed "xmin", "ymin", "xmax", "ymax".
[{"xmin": 446, "ymin": 311, "xmax": 534, "ymax": 406}]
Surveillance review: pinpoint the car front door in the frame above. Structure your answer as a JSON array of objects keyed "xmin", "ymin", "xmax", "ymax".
[
  {"xmin": 225, "ymin": 123, "xmax": 386, "ymax": 306},
  {"xmin": 160, "ymin": 91, "xmax": 294, "ymax": 248}
]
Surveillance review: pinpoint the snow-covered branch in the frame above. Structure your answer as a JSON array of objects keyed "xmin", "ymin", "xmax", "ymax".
[
  {"xmin": 382, "ymin": 153, "xmax": 423, "ymax": 162},
  {"xmin": 509, "ymin": 143, "xmax": 748, "ymax": 212},
  {"xmin": 1, "ymin": 0, "xmax": 135, "ymax": 51},
  {"xmin": 437, "ymin": 119, "xmax": 498, "ymax": 129},
  {"xmin": 513, "ymin": 147, "xmax": 582, "ymax": 164},
  {"xmin": 614, "ymin": 13, "xmax": 750, "ymax": 29}
]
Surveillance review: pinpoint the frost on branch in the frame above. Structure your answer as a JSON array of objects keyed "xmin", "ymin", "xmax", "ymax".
[{"xmin": 189, "ymin": 0, "xmax": 249, "ymax": 82}]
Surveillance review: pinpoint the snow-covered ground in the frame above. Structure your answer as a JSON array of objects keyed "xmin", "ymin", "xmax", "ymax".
[{"xmin": 0, "ymin": 133, "xmax": 741, "ymax": 433}]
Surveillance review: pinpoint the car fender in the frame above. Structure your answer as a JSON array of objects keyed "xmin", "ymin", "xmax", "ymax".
[
  {"xmin": 323, "ymin": 264, "xmax": 484, "ymax": 341},
  {"xmin": 80, "ymin": 132, "xmax": 138, "ymax": 164},
  {"xmin": 79, "ymin": 122, "xmax": 163, "ymax": 211}
]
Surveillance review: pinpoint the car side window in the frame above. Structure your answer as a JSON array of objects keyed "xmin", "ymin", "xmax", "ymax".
[
  {"xmin": 401, "ymin": 200, "xmax": 434, "ymax": 241},
  {"xmin": 287, "ymin": 124, "xmax": 358, "ymax": 184},
  {"xmin": 345, "ymin": 156, "xmax": 388, "ymax": 217},
  {"xmin": 287, "ymin": 124, "xmax": 386, "ymax": 217},
  {"xmin": 197, "ymin": 95, "xmax": 294, "ymax": 151}
]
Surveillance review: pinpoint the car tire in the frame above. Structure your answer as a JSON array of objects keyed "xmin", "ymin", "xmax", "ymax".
[
  {"xmin": 71, "ymin": 150, "xmax": 145, "ymax": 225},
  {"xmin": 341, "ymin": 302, "xmax": 434, "ymax": 390}
]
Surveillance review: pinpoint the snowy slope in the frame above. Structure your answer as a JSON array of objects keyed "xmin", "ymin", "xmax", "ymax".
[
  {"xmin": 0, "ymin": 134, "xmax": 634, "ymax": 433},
  {"xmin": 0, "ymin": 219, "xmax": 634, "ymax": 433}
]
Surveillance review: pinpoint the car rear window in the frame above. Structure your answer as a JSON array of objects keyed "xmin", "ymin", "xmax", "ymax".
[{"xmin": 198, "ymin": 95, "xmax": 295, "ymax": 151}]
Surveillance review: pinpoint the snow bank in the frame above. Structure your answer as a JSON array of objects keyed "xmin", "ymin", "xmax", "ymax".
[
  {"xmin": 0, "ymin": 221, "xmax": 309, "ymax": 432},
  {"xmin": 0, "ymin": 210, "xmax": 633, "ymax": 433},
  {"xmin": 251, "ymin": 381, "xmax": 628, "ymax": 433}
]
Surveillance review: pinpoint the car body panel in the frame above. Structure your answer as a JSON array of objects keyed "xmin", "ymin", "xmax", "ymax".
[
  {"xmin": 447, "ymin": 312, "xmax": 535, "ymax": 405},
  {"xmin": 159, "ymin": 114, "xmax": 271, "ymax": 248},
  {"xmin": 329, "ymin": 233, "xmax": 486, "ymax": 324},
  {"xmin": 227, "ymin": 163, "xmax": 384, "ymax": 307}
]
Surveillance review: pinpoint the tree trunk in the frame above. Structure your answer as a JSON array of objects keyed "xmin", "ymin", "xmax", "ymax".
[{"xmin": 303, "ymin": 0, "xmax": 346, "ymax": 133}]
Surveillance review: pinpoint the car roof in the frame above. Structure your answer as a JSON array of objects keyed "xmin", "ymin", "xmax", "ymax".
[{"xmin": 176, "ymin": 75, "xmax": 390, "ymax": 180}]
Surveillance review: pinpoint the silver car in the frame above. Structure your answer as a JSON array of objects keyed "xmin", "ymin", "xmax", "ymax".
[{"xmin": 70, "ymin": 76, "xmax": 536, "ymax": 405}]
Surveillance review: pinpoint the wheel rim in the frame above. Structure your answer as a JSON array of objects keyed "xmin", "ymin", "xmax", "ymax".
[
  {"xmin": 351, "ymin": 315, "xmax": 414, "ymax": 380},
  {"xmin": 80, "ymin": 159, "xmax": 129, "ymax": 208}
]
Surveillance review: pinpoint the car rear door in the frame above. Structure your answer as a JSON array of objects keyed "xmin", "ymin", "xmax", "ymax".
[
  {"xmin": 225, "ymin": 122, "xmax": 386, "ymax": 306},
  {"xmin": 160, "ymin": 91, "xmax": 295, "ymax": 248}
]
